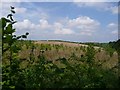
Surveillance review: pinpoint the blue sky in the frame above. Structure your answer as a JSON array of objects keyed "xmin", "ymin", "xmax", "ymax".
[{"xmin": 1, "ymin": 1, "xmax": 119, "ymax": 42}]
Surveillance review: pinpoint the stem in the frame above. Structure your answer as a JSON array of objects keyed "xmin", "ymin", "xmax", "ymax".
[{"xmin": 9, "ymin": 45, "xmax": 12, "ymax": 86}]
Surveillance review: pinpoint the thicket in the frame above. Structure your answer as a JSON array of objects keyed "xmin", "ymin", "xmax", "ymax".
[{"xmin": 1, "ymin": 6, "xmax": 119, "ymax": 89}]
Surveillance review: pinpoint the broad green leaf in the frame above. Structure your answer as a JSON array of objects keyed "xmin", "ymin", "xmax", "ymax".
[
  {"xmin": 2, "ymin": 18, "xmax": 6, "ymax": 29},
  {"xmin": 5, "ymin": 24, "xmax": 15, "ymax": 34},
  {"xmin": 3, "ymin": 34, "xmax": 12, "ymax": 44}
]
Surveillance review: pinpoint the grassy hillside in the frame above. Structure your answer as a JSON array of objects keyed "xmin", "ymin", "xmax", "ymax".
[
  {"xmin": 2, "ymin": 39, "xmax": 119, "ymax": 88},
  {"xmin": 19, "ymin": 40, "xmax": 118, "ymax": 68},
  {"xmin": 3, "ymin": 40, "xmax": 118, "ymax": 69}
]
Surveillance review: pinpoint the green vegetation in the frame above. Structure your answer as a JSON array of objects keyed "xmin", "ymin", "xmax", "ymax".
[{"xmin": 1, "ymin": 6, "xmax": 119, "ymax": 89}]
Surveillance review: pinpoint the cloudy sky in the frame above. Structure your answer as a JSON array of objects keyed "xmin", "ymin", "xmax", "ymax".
[{"xmin": 1, "ymin": 1, "xmax": 119, "ymax": 42}]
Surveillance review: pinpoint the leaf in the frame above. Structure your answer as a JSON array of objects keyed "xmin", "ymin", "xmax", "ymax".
[
  {"xmin": 7, "ymin": 14, "xmax": 12, "ymax": 18},
  {"xmin": 11, "ymin": 10, "xmax": 15, "ymax": 14},
  {"xmin": 13, "ymin": 35, "xmax": 16, "ymax": 37},
  {"xmin": 5, "ymin": 35, "xmax": 12, "ymax": 44},
  {"xmin": 5, "ymin": 18, "xmax": 11, "ymax": 22},
  {"xmin": 26, "ymin": 32, "xmax": 29, "ymax": 35},
  {"xmin": 22, "ymin": 35, "xmax": 27, "ymax": 38},
  {"xmin": 16, "ymin": 36, "xmax": 21, "ymax": 39},
  {"xmin": 10, "ymin": 16, "xmax": 14, "ymax": 21},
  {"xmin": 12, "ymin": 29, "xmax": 16, "ymax": 33},
  {"xmin": 5, "ymin": 24, "xmax": 13, "ymax": 34},
  {"xmin": 12, "ymin": 21, "xmax": 17, "ymax": 24},
  {"xmin": 5, "ymin": 24, "xmax": 15, "ymax": 35},
  {"xmin": 10, "ymin": 6, "xmax": 15, "ymax": 9},
  {"xmin": 1, "ymin": 18, "xmax": 6, "ymax": 28},
  {"xmin": 11, "ymin": 45, "xmax": 20, "ymax": 53}
]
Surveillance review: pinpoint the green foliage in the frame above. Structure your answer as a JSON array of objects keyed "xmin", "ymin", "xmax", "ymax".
[
  {"xmin": 2, "ymin": 6, "xmax": 29, "ymax": 89},
  {"xmin": 109, "ymin": 39, "xmax": 120, "ymax": 53},
  {"xmin": 86, "ymin": 45, "xmax": 95, "ymax": 64}
]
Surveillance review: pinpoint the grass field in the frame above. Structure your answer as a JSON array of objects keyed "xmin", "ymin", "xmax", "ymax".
[{"xmin": 9, "ymin": 40, "xmax": 116, "ymax": 70}]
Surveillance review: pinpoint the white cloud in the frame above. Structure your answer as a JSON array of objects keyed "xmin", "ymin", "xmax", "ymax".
[
  {"xmin": 14, "ymin": 18, "xmax": 75, "ymax": 37},
  {"xmin": 53, "ymin": 22, "xmax": 74, "ymax": 35},
  {"xmin": 68, "ymin": 16, "xmax": 99, "ymax": 27},
  {"xmin": 14, "ymin": 19, "xmax": 36, "ymax": 30},
  {"xmin": 67, "ymin": 16, "xmax": 100, "ymax": 35},
  {"xmin": 14, "ymin": 19, "xmax": 52, "ymax": 32},
  {"xmin": 15, "ymin": 7, "xmax": 27, "ymax": 13},
  {"xmin": 53, "ymin": 16, "xmax": 100, "ymax": 35},
  {"xmin": 39, "ymin": 19, "xmax": 51, "ymax": 29},
  {"xmin": 54, "ymin": 28, "xmax": 74, "ymax": 35},
  {"xmin": 14, "ymin": 16, "xmax": 100, "ymax": 36},
  {"xmin": 107, "ymin": 23, "xmax": 118, "ymax": 34},
  {"xmin": 54, "ymin": 22, "xmax": 63, "ymax": 29}
]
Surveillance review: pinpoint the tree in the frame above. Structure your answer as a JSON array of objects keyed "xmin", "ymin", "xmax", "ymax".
[{"xmin": 2, "ymin": 6, "xmax": 29, "ymax": 89}]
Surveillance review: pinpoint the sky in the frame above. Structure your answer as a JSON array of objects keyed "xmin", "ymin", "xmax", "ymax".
[{"xmin": 0, "ymin": 1, "xmax": 119, "ymax": 42}]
